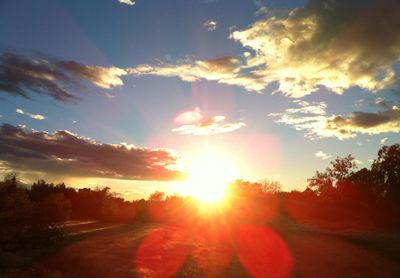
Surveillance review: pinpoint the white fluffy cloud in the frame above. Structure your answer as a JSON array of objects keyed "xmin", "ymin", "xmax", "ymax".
[
  {"xmin": 175, "ymin": 107, "xmax": 203, "ymax": 125},
  {"xmin": 173, "ymin": 109, "xmax": 245, "ymax": 135},
  {"xmin": 16, "ymin": 108, "xmax": 46, "ymax": 120},
  {"xmin": 315, "ymin": 151, "xmax": 332, "ymax": 160},
  {"xmin": 118, "ymin": 0, "xmax": 135, "ymax": 5},
  {"xmin": 230, "ymin": 0, "xmax": 400, "ymax": 97},
  {"xmin": 204, "ymin": 20, "xmax": 217, "ymax": 31}
]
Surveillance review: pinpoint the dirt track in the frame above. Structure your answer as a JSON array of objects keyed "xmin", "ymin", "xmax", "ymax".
[{"xmin": 25, "ymin": 219, "xmax": 400, "ymax": 277}]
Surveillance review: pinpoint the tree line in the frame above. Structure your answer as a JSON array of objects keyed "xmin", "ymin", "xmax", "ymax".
[
  {"xmin": 1, "ymin": 144, "xmax": 399, "ymax": 250},
  {"xmin": 286, "ymin": 144, "xmax": 400, "ymax": 232}
]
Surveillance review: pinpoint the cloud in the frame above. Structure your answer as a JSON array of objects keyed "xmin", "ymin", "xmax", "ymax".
[
  {"xmin": 229, "ymin": 0, "xmax": 400, "ymax": 97},
  {"xmin": 118, "ymin": 0, "xmax": 135, "ymax": 5},
  {"xmin": 57, "ymin": 61, "xmax": 126, "ymax": 89},
  {"xmin": 175, "ymin": 107, "xmax": 203, "ymax": 124},
  {"xmin": 315, "ymin": 151, "xmax": 332, "ymax": 160},
  {"xmin": 324, "ymin": 107, "xmax": 400, "ymax": 138},
  {"xmin": 174, "ymin": 108, "xmax": 245, "ymax": 135},
  {"xmin": 269, "ymin": 100, "xmax": 333, "ymax": 139},
  {"xmin": 0, "ymin": 124, "xmax": 184, "ymax": 181},
  {"xmin": 270, "ymin": 100, "xmax": 400, "ymax": 139},
  {"xmin": 172, "ymin": 114, "xmax": 245, "ymax": 135},
  {"xmin": 204, "ymin": 20, "xmax": 217, "ymax": 31},
  {"xmin": 254, "ymin": 0, "xmax": 269, "ymax": 17},
  {"xmin": 16, "ymin": 108, "xmax": 46, "ymax": 120},
  {"xmin": 255, "ymin": 6, "xmax": 268, "ymax": 17},
  {"xmin": 380, "ymin": 138, "xmax": 388, "ymax": 145},
  {"xmin": 129, "ymin": 1, "xmax": 400, "ymax": 97},
  {"xmin": 129, "ymin": 56, "xmax": 265, "ymax": 91},
  {"xmin": 354, "ymin": 159, "xmax": 363, "ymax": 165},
  {"xmin": 0, "ymin": 52, "xmax": 126, "ymax": 102}
]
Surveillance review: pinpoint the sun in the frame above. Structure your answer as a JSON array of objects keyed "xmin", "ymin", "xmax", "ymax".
[{"xmin": 180, "ymin": 153, "xmax": 237, "ymax": 203}]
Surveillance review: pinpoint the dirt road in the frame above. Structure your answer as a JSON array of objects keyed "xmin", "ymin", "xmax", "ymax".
[{"xmin": 3, "ymin": 219, "xmax": 399, "ymax": 277}]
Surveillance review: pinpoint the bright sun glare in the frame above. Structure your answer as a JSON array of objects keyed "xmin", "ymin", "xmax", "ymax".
[{"xmin": 181, "ymin": 153, "xmax": 237, "ymax": 203}]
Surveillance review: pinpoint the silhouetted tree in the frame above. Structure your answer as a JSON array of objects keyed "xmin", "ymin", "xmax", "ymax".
[
  {"xmin": 1, "ymin": 172, "xmax": 19, "ymax": 191},
  {"xmin": 148, "ymin": 191, "xmax": 165, "ymax": 202},
  {"xmin": 371, "ymin": 144, "xmax": 400, "ymax": 202},
  {"xmin": 0, "ymin": 176, "xmax": 32, "ymax": 248},
  {"xmin": 35, "ymin": 193, "xmax": 71, "ymax": 224},
  {"xmin": 259, "ymin": 179, "xmax": 281, "ymax": 193},
  {"xmin": 308, "ymin": 155, "xmax": 356, "ymax": 196}
]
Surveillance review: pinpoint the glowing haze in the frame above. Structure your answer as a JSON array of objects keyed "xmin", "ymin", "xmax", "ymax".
[{"xmin": 0, "ymin": 0, "xmax": 399, "ymax": 199}]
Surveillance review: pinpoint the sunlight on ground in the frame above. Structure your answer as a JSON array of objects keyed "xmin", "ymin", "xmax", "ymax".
[{"xmin": 178, "ymin": 153, "xmax": 237, "ymax": 203}]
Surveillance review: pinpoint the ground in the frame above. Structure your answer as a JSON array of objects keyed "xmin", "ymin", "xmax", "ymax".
[{"xmin": 1, "ymin": 216, "xmax": 399, "ymax": 278}]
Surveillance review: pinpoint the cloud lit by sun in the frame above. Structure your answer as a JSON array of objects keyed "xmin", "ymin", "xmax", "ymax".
[{"xmin": 173, "ymin": 108, "xmax": 246, "ymax": 136}]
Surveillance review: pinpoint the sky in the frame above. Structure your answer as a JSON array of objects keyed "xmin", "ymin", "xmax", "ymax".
[{"xmin": 0, "ymin": 0, "xmax": 399, "ymax": 200}]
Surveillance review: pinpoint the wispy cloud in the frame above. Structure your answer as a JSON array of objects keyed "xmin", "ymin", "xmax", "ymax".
[
  {"xmin": 0, "ymin": 52, "xmax": 126, "ymax": 102},
  {"xmin": 16, "ymin": 108, "xmax": 46, "ymax": 120},
  {"xmin": 118, "ymin": 0, "xmax": 135, "ymax": 5},
  {"xmin": 269, "ymin": 100, "xmax": 332, "ymax": 139},
  {"xmin": 315, "ymin": 151, "xmax": 332, "ymax": 160},
  {"xmin": 254, "ymin": 0, "xmax": 268, "ymax": 17},
  {"xmin": 255, "ymin": 6, "xmax": 268, "ymax": 17},
  {"xmin": 270, "ymin": 101, "xmax": 400, "ymax": 139},
  {"xmin": 129, "ymin": 56, "xmax": 265, "ymax": 91},
  {"xmin": 173, "ymin": 109, "xmax": 245, "ymax": 135},
  {"xmin": 0, "ymin": 124, "xmax": 184, "ymax": 181},
  {"xmin": 204, "ymin": 20, "xmax": 217, "ymax": 31}
]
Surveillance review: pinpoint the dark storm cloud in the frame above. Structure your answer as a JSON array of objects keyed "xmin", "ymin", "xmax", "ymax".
[
  {"xmin": 0, "ymin": 52, "xmax": 126, "ymax": 102},
  {"xmin": 0, "ymin": 124, "xmax": 184, "ymax": 181}
]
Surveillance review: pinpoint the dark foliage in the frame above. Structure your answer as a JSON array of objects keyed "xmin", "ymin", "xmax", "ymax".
[
  {"xmin": 288, "ymin": 144, "xmax": 400, "ymax": 232},
  {"xmin": 1, "ymin": 144, "xmax": 399, "ymax": 252}
]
